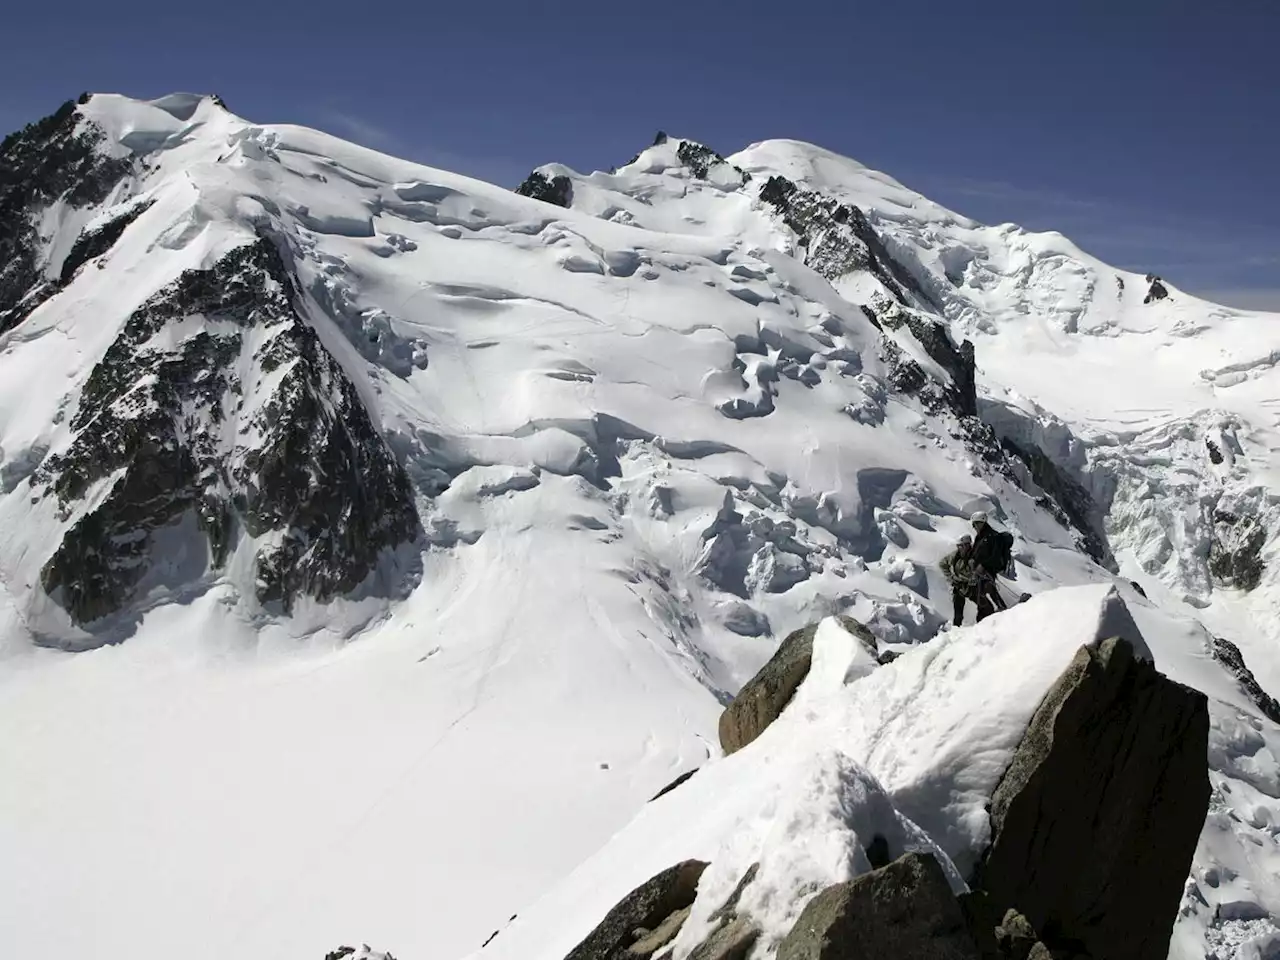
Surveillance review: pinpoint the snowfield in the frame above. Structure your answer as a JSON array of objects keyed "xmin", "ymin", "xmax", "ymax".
[{"xmin": 0, "ymin": 94, "xmax": 1277, "ymax": 960}]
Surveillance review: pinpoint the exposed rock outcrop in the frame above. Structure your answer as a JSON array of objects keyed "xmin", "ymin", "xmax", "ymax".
[
  {"xmin": 515, "ymin": 171, "xmax": 573, "ymax": 208},
  {"xmin": 974, "ymin": 636, "xmax": 1210, "ymax": 960},
  {"xmin": 871, "ymin": 296, "xmax": 977, "ymax": 417},
  {"xmin": 323, "ymin": 947, "xmax": 396, "ymax": 960},
  {"xmin": 35, "ymin": 235, "xmax": 421, "ymax": 624},
  {"xmin": 998, "ymin": 434, "xmax": 1114, "ymax": 569},
  {"xmin": 758, "ymin": 174, "xmax": 933, "ymax": 309},
  {"xmin": 58, "ymin": 198, "xmax": 154, "ymax": 283},
  {"xmin": 777, "ymin": 852, "xmax": 980, "ymax": 960},
  {"xmin": 0, "ymin": 96, "xmax": 134, "ymax": 332},
  {"xmin": 676, "ymin": 140, "xmax": 750, "ymax": 184},
  {"xmin": 681, "ymin": 916, "xmax": 758, "ymax": 960},
  {"xmin": 718, "ymin": 616, "xmax": 878, "ymax": 754},
  {"xmin": 670, "ymin": 864, "xmax": 762, "ymax": 960},
  {"xmin": 563, "ymin": 859, "xmax": 708, "ymax": 960},
  {"xmin": 1212, "ymin": 636, "xmax": 1280, "ymax": 724},
  {"xmin": 1143, "ymin": 275, "xmax": 1169, "ymax": 304}
]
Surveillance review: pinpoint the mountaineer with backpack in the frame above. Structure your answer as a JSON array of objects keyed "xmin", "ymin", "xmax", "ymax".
[{"xmin": 941, "ymin": 511, "xmax": 1018, "ymax": 625}]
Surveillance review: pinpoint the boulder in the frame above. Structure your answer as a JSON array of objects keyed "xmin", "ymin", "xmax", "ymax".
[
  {"xmin": 994, "ymin": 908, "xmax": 1045, "ymax": 960},
  {"xmin": 718, "ymin": 616, "xmax": 878, "ymax": 754},
  {"xmin": 776, "ymin": 852, "xmax": 980, "ymax": 959},
  {"xmin": 683, "ymin": 916, "xmax": 759, "ymax": 960},
  {"xmin": 976, "ymin": 636, "xmax": 1209, "ymax": 960},
  {"xmin": 564, "ymin": 860, "xmax": 708, "ymax": 960},
  {"xmin": 664, "ymin": 863, "xmax": 761, "ymax": 960},
  {"xmin": 718, "ymin": 623, "xmax": 816, "ymax": 755}
]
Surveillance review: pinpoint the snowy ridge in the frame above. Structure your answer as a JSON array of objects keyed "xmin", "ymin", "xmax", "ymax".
[
  {"xmin": 470, "ymin": 585, "xmax": 1152, "ymax": 960},
  {"xmin": 0, "ymin": 96, "xmax": 1276, "ymax": 960}
]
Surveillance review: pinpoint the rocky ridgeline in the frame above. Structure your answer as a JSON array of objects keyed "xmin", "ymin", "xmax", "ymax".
[
  {"xmin": 34, "ymin": 235, "xmax": 420, "ymax": 624},
  {"xmin": 515, "ymin": 170, "xmax": 573, "ymax": 208},
  {"xmin": 748, "ymin": 169, "xmax": 1129, "ymax": 574},
  {"xmin": 1211, "ymin": 636, "xmax": 1280, "ymax": 725},
  {"xmin": 0, "ymin": 95, "xmax": 135, "ymax": 332},
  {"xmin": 557, "ymin": 621, "xmax": 1208, "ymax": 960},
  {"xmin": 674, "ymin": 139, "xmax": 750, "ymax": 184},
  {"xmin": 758, "ymin": 174, "xmax": 930, "ymax": 311}
]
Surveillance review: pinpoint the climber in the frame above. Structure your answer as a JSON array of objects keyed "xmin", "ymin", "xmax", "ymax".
[
  {"xmin": 940, "ymin": 534, "xmax": 991, "ymax": 626},
  {"xmin": 941, "ymin": 512, "xmax": 1018, "ymax": 625},
  {"xmin": 970, "ymin": 511, "xmax": 1015, "ymax": 615}
]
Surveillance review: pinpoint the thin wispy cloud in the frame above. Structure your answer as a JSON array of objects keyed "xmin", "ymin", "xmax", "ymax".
[
  {"xmin": 315, "ymin": 108, "xmax": 529, "ymax": 188},
  {"xmin": 318, "ymin": 110, "xmax": 403, "ymax": 152},
  {"xmin": 935, "ymin": 176, "xmax": 1105, "ymax": 212}
]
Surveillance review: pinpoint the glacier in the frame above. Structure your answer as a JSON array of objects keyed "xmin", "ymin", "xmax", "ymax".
[{"xmin": 0, "ymin": 93, "xmax": 1276, "ymax": 960}]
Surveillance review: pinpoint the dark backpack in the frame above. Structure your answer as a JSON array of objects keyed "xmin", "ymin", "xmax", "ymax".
[
  {"xmin": 996, "ymin": 531, "xmax": 1014, "ymax": 569},
  {"xmin": 974, "ymin": 528, "xmax": 1014, "ymax": 577},
  {"xmin": 999, "ymin": 532, "xmax": 1017, "ymax": 579}
]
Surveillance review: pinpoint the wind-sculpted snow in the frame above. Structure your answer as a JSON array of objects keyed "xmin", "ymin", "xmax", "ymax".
[{"xmin": 0, "ymin": 96, "xmax": 1277, "ymax": 960}]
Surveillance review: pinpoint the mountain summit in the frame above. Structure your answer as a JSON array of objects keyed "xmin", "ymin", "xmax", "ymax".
[{"xmin": 0, "ymin": 94, "xmax": 1277, "ymax": 960}]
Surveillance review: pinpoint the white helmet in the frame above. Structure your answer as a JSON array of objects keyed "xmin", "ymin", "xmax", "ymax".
[{"xmin": 970, "ymin": 511, "xmax": 989, "ymax": 525}]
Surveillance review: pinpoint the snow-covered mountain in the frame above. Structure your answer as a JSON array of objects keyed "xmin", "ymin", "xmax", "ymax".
[{"xmin": 0, "ymin": 95, "xmax": 1276, "ymax": 960}]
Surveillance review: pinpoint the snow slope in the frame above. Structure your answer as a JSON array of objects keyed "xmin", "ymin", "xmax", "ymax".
[{"xmin": 0, "ymin": 96, "xmax": 1277, "ymax": 960}]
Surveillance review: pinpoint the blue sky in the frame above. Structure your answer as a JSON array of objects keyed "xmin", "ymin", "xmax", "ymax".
[{"xmin": 4, "ymin": 1, "xmax": 1277, "ymax": 308}]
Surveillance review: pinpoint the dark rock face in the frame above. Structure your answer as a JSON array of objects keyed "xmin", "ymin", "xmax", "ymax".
[
  {"xmin": 776, "ymin": 852, "xmax": 980, "ymax": 960},
  {"xmin": 1143, "ymin": 275, "xmax": 1169, "ymax": 304},
  {"xmin": 1212, "ymin": 636, "xmax": 1280, "ymax": 724},
  {"xmin": 975, "ymin": 637, "xmax": 1209, "ymax": 960},
  {"xmin": 998, "ymin": 435, "xmax": 1114, "ymax": 569},
  {"xmin": 1205, "ymin": 437, "xmax": 1224, "ymax": 465},
  {"xmin": 515, "ymin": 170, "xmax": 573, "ymax": 207},
  {"xmin": 1208, "ymin": 508, "xmax": 1266, "ymax": 591},
  {"xmin": 563, "ymin": 859, "xmax": 708, "ymax": 960},
  {"xmin": 718, "ymin": 617, "xmax": 877, "ymax": 754},
  {"xmin": 758, "ymin": 174, "xmax": 933, "ymax": 309},
  {"xmin": 675, "ymin": 140, "xmax": 749, "ymax": 184},
  {"xmin": 59, "ymin": 199, "xmax": 154, "ymax": 283},
  {"xmin": 677, "ymin": 141, "xmax": 721, "ymax": 179},
  {"xmin": 35, "ymin": 235, "xmax": 420, "ymax": 624},
  {"xmin": 0, "ymin": 98, "xmax": 135, "ymax": 332},
  {"xmin": 872, "ymin": 298, "xmax": 977, "ymax": 417}
]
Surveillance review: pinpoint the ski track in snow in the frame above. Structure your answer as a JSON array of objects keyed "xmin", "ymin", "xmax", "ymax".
[{"xmin": 0, "ymin": 95, "xmax": 1277, "ymax": 960}]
